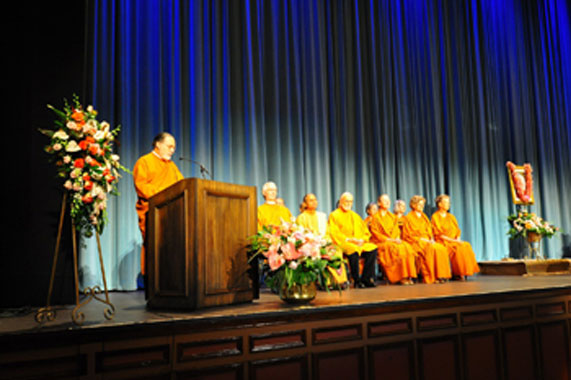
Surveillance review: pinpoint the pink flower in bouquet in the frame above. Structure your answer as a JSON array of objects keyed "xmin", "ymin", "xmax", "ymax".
[
  {"xmin": 281, "ymin": 241, "xmax": 302, "ymax": 261},
  {"xmin": 268, "ymin": 252, "xmax": 285, "ymax": 271},
  {"xmin": 292, "ymin": 230, "xmax": 306, "ymax": 242},
  {"xmin": 299, "ymin": 242, "xmax": 321, "ymax": 258},
  {"xmin": 263, "ymin": 243, "xmax": 278, "ymax": 258}
]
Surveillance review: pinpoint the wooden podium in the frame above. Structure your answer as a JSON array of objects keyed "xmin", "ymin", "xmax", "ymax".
[{"xmin": 146, "ymin": 178, "xmax": 257, "ymax": 310}]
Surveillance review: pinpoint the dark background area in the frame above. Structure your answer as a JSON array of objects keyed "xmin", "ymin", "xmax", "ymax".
[{"xmin": 2, "ymin": 1, "xmax": 88, "ymax": 307}]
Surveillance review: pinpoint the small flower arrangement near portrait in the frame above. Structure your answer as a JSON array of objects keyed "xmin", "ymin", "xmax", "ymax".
[{"xmin": 507, "ymin": 210, "xmax": 559, "ymax": 240}]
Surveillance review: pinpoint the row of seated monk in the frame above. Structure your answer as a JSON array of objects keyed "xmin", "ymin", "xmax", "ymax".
[{"xmin": 257, "ymin": 181, "xmax": 480, "ymax": 288}]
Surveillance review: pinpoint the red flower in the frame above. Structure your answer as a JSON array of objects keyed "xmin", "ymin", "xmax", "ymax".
[
  {"xmin": 89, "ymin": 145, "xmax": 99, "ymax": 156},
  {"xmin": 82, "ymin": 173, "xmax": 91, "ymax": 182},
  {"xmin": 79, "ymin": 140, "xmax": 89, "ymax": 150},
  {"xmin": 106, "ymin": 175, "xmax": 116, "ymax": 183},
  {"xmin": 74, "ymin": 158, "xmax": 85, "ymax": 168},
  {"xmin": 82, "ymin": 194, "xmax": 94, "ymax": 204},
  {"xmin": 84, "ymin": 181, "xmax": 93, "ymax": 191}
]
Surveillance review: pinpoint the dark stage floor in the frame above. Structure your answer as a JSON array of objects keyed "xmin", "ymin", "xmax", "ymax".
[{"xmin": 2, "ymin": 273, "xmax": 571, "ymax": 337}]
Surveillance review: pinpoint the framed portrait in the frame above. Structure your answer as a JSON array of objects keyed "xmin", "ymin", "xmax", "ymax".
[{"xmin": 506, "ymin": 161, "xmax": 534, "ymax": 205}]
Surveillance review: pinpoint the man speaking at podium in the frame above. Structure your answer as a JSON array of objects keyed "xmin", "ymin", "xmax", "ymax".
[{"xmin": 133, "ymin": 132, "xmax": 184, "ymax": 276}]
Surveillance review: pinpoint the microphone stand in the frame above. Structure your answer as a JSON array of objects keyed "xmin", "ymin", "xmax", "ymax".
[{"xmin": 179, "ymin": 157, "xmax": 211, "ymax": 179}]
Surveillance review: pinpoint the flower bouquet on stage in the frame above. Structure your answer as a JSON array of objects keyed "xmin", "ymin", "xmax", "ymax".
[
  {"xmin": 36, "ymin": 96, "xmax": 128, "ymax": 325},
  {"xmin": 248, "ymin": 221, "xmax": 345, "ymax": 304},
  {"xmin": 507, "ymin": 210, "xmax": 559, "ymax": 259}
]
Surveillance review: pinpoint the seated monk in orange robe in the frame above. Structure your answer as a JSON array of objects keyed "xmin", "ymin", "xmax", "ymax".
[
  {"xmin": 393, "ymin": 199, "xmax": 406, "ymax": 235},
  {"xmin": 370, "ymin": 194, "xmax": 417, "ymax": 285},
  {"xmin": 402, "ymin": 195, "xmax": 451, "ymax": 284},
  {"xmin": 364, "ymin": 202, "xmax": 378, "ymax": 230},
  {"xmin": 431, "ymin": 194, "xmax": 480, "ymax": 281},
  {"xmin": 133, "ymin": 132, "xmax": 184, "ymax": 274},
  {"xmin": 257, "ymin": 181, "xmax": 292, "ymax": 230},
  {"xmin": 328, "ymin": 192, "xmax": 377, "ymax": 288}
]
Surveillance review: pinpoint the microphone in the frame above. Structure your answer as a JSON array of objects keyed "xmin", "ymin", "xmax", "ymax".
[{"xmin": 179, "ymin": 157, "xmax": 211, "ymax": 179}]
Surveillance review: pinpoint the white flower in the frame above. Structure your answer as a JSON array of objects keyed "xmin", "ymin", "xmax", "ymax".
[
  {"xmin": 83, "ymin": 120, "xmax": 97, "ymax": 135},
  {"xmin": 53, "ymin": 130, "xmax": 69, "ymax": 140},
  {"xmin": 66, "ymin": 121, "xmax": 81, "ymax": 131},
  {"xmin": 65, "ymin": 140, "xmax": 81, "ymax": 152},
  {"xmin": 63, "ymin": 155, "xmax": 71, "ymax": 164},
  {"xmin": 111, "ymin": 154, "xmax": 120, "ymax": 162},
  {"xmin": 289, "ymin": 261, "xmax": 298, "ymax": 270},
  {"xmin": 91, "ymin": 184, "xmax": 105, "ymax": 198},
  {"xmin": 94, "ymin": 130, "xmax": 107, "ymax": 141},
  {"xmin": 52, "ymin": 143, "xmax": 62, "ymax": 151},
  {"xmin": 64, "ymin": 180, "xmax": 72, "ymax": 190}
]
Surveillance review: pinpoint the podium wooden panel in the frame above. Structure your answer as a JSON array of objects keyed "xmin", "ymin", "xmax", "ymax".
[{"xmin": 146, "ymin": 178, "xmax": 257, "ymax": 310}]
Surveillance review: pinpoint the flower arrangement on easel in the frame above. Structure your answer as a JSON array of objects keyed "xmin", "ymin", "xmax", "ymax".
[
  {"xmin": 505, "ymin": 161, "xmax": 559, "ymax": 260},
  {"xmin": 36, "ymin": 96, "xmax": 128, "ymax": 325}
]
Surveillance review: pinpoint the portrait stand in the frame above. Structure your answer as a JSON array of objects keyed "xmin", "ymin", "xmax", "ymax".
[{"xmin": 35, "ymin": 192, "xmax": 115, "ymax": 326}]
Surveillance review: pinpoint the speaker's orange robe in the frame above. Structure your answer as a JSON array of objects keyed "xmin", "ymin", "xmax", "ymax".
[
  {"xmin": 257, "ymin": 203, "xmax": 293, "ymax": 230},
  {"xmin": 133, "ymin": 152, "xmax": 183, "ymax": 274},
  {"xmin": 402, "ymin": 212, "xmax": 451, "ymax": 284},
  {"xmin": 431, "ymin": 212, "xmax": 480, "ymax": 277},
  {"xmin": 370, "ymin": 211, "xmax": 417, "ymax": 283}
]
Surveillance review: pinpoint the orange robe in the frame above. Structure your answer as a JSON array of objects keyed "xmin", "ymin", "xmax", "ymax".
[
  {"xmin": 431, "ymin": 212, "xmax": 480, "ymax": 277},
  {"xmin": 257, "ymin": 203, "xmax": 293, "ymax": 230},
  {"xmin": 133, "ymin": 152, "xmax": 184, "ymax": 274},
  {"xmin": 370, "ymin": 211, "xmax": 417, "ymax": 283},
  {"xmin": 364, "ymin": 215, "xmax": 374, "ymax": 230},
  {"xmin": 327, "ymin": 209, "xmax": 377, "ymax": 255},
  {"xmin": 402, "ymin": 212, "xmax": 451, "ymax": 284}
]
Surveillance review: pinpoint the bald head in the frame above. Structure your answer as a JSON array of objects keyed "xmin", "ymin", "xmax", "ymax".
[{"xmin": 377, "ymin": 194, "xmax": 391, "ymax": 211}]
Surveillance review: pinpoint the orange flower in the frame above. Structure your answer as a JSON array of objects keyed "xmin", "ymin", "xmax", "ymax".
[
  {"xmin": 71, "ymin": 109, "xmax": 84, "ymax": 122},
  {"xmin": 79, "ymin": 140, "xmax": 89, "ymax": 150}
]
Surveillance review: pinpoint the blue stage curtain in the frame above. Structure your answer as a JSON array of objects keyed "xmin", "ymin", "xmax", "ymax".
[{"xmin": 82, "ymin": 0, "xmax": 571, "ymax": 290}]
